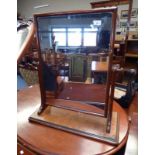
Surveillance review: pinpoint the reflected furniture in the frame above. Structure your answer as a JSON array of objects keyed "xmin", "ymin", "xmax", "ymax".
[
  {"xmin": 42, "ymin": 62, "xmax": 65, "ymax": 98},
  {"xmin": 68, "ymin": 54, "xmax": 87, "ymax": 82},
  {"xmin": 91, "ymin": 60, "xmax": 108, "ymax": 84},
  {"xmin": 91, "ymin": 61, "xmax": 108, "ymax": 73}
]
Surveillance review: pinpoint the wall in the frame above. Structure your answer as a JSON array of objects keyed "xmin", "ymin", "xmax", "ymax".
[
  {"xmin": 17, "ymin": 0, "xmax": 100, "ymax": 19},
  {"xmin": 17, "ymin": 0, "xmax": 138, "ymax": 32},
  {"xmin": 117, "ymin": 0, "xmax": 138, "ymax": 32},
  {"xmin": 18, "ymin": 0, "xmax": 137, "ymax": 18}
]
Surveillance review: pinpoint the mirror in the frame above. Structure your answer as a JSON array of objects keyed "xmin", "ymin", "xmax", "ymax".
[
  {"xmin": 29, "ymin": 8, "xmax": 120, "ymax": 142},
  {"xmin": 34, "ymin": 8, "xmax": 117, "ymax": 119}
]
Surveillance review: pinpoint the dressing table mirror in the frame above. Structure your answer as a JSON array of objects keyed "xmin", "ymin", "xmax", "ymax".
[{"xmin": 29, "ymin": 7, "xmax": 120, "ymax": 145}]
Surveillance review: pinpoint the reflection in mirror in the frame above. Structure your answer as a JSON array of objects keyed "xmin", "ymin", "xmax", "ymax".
[
  {"xmin": 37, "ymin": 12, "xmax": 112, "ymax": 53},
  {"xmin": 36, "ymin": 11, "xmax": 113, "ymax": 96},
  {"xmin": 35, "ymin": 9, "xmax": 117, "ymax": 119}
]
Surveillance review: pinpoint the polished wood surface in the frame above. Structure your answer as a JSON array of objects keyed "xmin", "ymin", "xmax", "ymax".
[
  {"xmin": 29, "ymin": 106, "xmax": 119, "ymax": 145},
  {"xmin": 18, "ymin": 143, "xmax": 35, "ymax": 155},
  {"xmin": 17, "ymin": 85, "xmax": 129, "ymax": 155},
  {"xmin": 91, "ymin": 61, "xmax": 108, "ymax": 73}
]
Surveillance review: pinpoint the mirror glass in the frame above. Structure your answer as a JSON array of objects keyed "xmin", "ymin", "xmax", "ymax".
[
  {"xmin": 37, "ymin": 12, "xmax": 112, "ymax": 54},
  {"xmin": 36, "ymin": 11, "xmax": 113, "ymax": 96}
]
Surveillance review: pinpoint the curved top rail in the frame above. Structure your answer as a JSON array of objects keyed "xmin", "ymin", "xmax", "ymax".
[{"xmin": 17, "ymin": 23, "xmax": 35, "ymax": 63}]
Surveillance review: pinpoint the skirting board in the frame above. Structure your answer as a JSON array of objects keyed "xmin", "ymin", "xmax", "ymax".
[{"xmin": 29, "ymin": 105, "xmax": 119, "ymax": 145}]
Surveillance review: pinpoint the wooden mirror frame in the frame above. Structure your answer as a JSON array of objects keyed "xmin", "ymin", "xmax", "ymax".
[
  {"xmin": 33, "ymin": 8, "xmax": 118, "ymax": 133},
  {"xmin": 34, "ymin": 7, "xmax": 117, "ymax": 116}
]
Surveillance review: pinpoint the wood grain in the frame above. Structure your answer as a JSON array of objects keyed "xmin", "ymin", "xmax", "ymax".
[
  {"xmin": 17, "ymin": 85, "xmax": 129, "ymax": 155},
  {"xmin": 29, "ymin": 106, "xmax": 119, "ymax": 145}
]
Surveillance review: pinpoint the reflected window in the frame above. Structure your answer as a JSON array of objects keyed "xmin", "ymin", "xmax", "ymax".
[
  {"xmin": 68, "ymin": 28, "xmax": 82, "ymax": 46},
  {"xmin": 53, "ymin": 28, "xmax": 66, "ymax": 46},
  {"xmin": 83, "ymin": 28, "xmax": 97, "ymax": 46}
]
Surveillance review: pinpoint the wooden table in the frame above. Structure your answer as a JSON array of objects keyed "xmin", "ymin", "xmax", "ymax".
[
  {"xmin": 91, "ymin": 61, "xmax": 108, "ymax": 83},
  {"xmin": 17, "ymin": 85, "xmax": 129, "ymax": 155},
  {"xmin": 91, "ymin": 61, "xmax": 108, "ymax": 73}
]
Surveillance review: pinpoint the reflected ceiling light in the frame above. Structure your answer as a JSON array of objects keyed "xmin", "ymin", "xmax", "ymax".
[
  {"xmin": 93, "ymin": 6, "xmax": 117, "ymax": 10},
  {"xmin": 34, "ymin": 4, "xmax": 49, "ymax": 9}
]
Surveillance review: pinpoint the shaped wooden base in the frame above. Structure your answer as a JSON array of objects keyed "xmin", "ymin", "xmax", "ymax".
[{"xmin": 29, "ymin": 105, "xmax": 119, "ymax": 145}]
